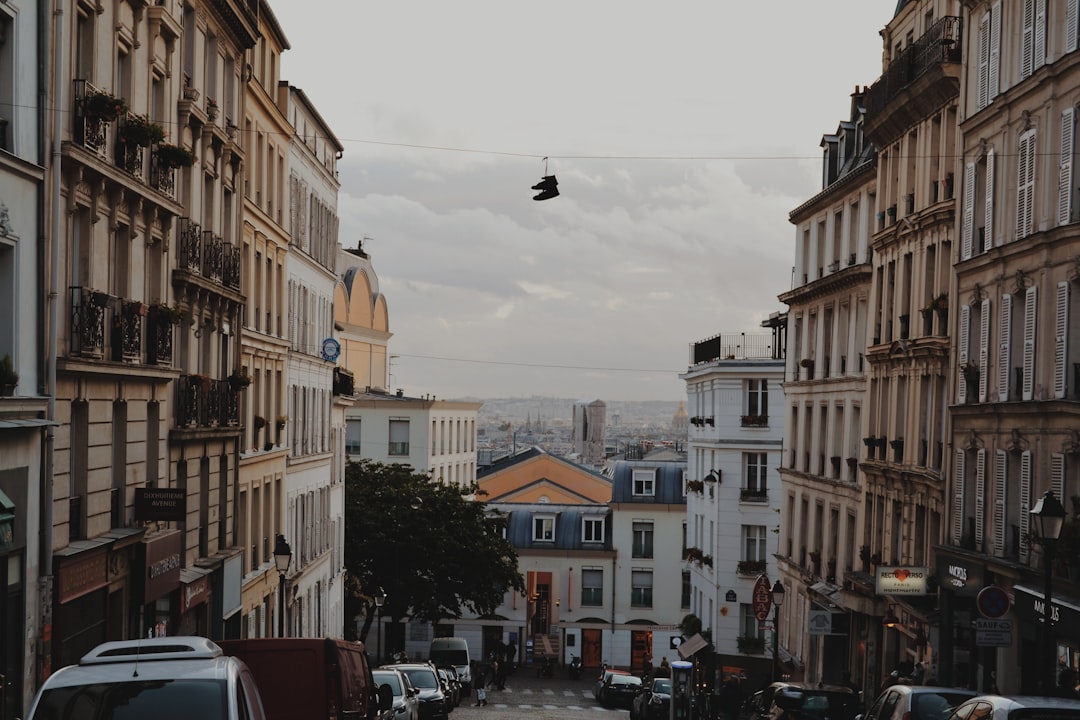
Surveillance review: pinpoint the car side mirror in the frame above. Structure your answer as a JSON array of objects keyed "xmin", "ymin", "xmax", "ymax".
[{"xmin": 377, "ymin": 684, "xmax": 394, "ymax": 712}]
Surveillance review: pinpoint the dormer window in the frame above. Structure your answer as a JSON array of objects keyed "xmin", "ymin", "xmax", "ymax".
[
  {"xmin": 533, "ymin": 514, "xmax": 555, "ymax": 542},
  {"xmin": 632, "ymin": 469, "xmax": 656, "ymax": 497}
]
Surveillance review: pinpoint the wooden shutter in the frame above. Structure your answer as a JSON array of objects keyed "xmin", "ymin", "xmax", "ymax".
[
  {"xmin": 993, "ymin": 449, "xmax": 1007, "ymax": 555},
  {"xmin": 999, "ymin": 293, "xmax": 1012, "ymax": 402},
  {"xmin": 1023, "ymin": 285, "xmax": 1038, "ymax": 400},
  {"xmin": 1055, "ymin": 281, "xmax": 1070, "ymax": 399},
  {"xmin": 1051, "ymin": 453, "xmax": 1066, "ymax": 501},
  {"xmin": 978, "ymin": 12, "xmax": 990, "ymax": 109},
  {"xmin": 953, "ymin": 449, "xmax": 966, "ymax": 544},
  {"xmin": 989, "ymin": 2, "xmax": 1001, "ymax": 99},
  {"xmin": 959, "ymin": 303, "xmax": 971, "ymax": 404},
  {"xmin": 1034, "ymin": 0, "xmax": 1047, "ymax": 71},
  {"xmin": 1017, "ymin": 130, "xmax": 1036, "ymax": 240},
  {"xmin": 963, "ymin": 162, "xmax": 976, "ymax": 259},
  {"xmin": 1068, "ymin": 0, "xmax": 1079, "ymax": 54},
  {"xmin": 1022, "ymin": 0, "xmax": 1035, "ymax": 79},
  {"xmin": 1061, "ymin": 108, "xmax": 1075, "ymax": 227},
  {"xmin": 979, "ymin": 298, "xmax": 991, "ymax": 402},
  {"xmin": 985, "ymin": 149, "xmax": 995, "ymax": 250},
  {"xmin": 976, "ymin": 448, "xmax": 987, "ymax": 550},
  {"xmin": 1020, "ymin": 450, "xmax": 1033, "ymax": 561}
]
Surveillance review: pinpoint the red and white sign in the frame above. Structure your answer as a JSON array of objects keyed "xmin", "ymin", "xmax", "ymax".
[{"xmin": 753, "ymin": 575, "xmax": 773, "ymax": 621}]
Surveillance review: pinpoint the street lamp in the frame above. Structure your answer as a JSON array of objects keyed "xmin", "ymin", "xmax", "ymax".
[
  {"xmin": 771, "ymin": 580, "xmax": 786, "ymax": 681},
  {"xmin": 273, "ymin": 534, "xmax": 292, "ymax": 637},
  {"xmin": 1031, "ymin": 490, "xmax": 1066, "ymax": 694},
  {"xmin": 374, "ymin": 587, "xmax": 387, "ymax": 664}
]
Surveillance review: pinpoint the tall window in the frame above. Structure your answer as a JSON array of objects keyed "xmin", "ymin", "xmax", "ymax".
[
  {"xmin": 681, "ymin": 571, "xmax": 691, "ymax": 609},
  {"xmin": 1017, "ymin": 129, "xmax": 1037, "ymax": 240},
  {"xmin": 532, "ymin": 515, "xmax": 554, "ymax": 542},
  {"xmin": 632, "ymin": 469, "xmax": 655, "ymax": 497},
  {"xmin": 583, "ymin": 516, "xmax": 604, "ymax": 543},
  {"xmin": 747, "ymin": 379, "xmax": 768, "ymax": 417},
  {"xmin": 745, "ymin": 453, "xmax": 768, "ymax": 492},
  {"xmin": 975, "ymin": 2, "xmax": 1001, "ymax": 111},
  {"xmin": 743, "ymin": 525, "xmax": 768, "ymax": 562},
  {"xmin": 739, "ymin": 604, "xmax": 764, "ymax": 640},
  {"xmin": 581, "ymin": 568, "xmax": 603, "ymax": 606},
  {"xmin": 630, "ymin": 570, "xmax": 653, "ymax": 608},
  {"xmin": 345, "ymin": 419, "xmax": 361, "ymax": 454},
  {"xmin": 632, "ymin": 521, "xmax": 654, "ymax": 558},
  {"xmin": 388, "ymin": 418, "xmax": 409, "ymax": 456}
]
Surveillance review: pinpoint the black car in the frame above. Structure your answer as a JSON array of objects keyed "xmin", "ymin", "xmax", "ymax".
[
  {"xmin": 632, "ymin": 676, "xmax": 672, "ymax": 720},
  {"xmin": 388, "ymin": 664, "xmax": 449, "ymax": 720},
  {"xmin": 765, "ymin": 683, "xmax": 860, "ymax": 720},
  {"xmin": 601, "ymin": 673, "xmax": 644, "ymax": 709}
]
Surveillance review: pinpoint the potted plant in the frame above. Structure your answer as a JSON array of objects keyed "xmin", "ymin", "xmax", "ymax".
[
  {"xmin": 228, "ymin": 371, "xmax": 252, "ymax": 391},
  {"xmin": 90, "ymin": 289, "xmax": 110, "ymax": 307},
  {"xmin": 119, "ymin": 113, "xmax": 166, "ymax": 147},
  {"xmin": 275, "ymin": 414, "xmax": 288, "ymax": 430},
  {"xmin": 960, "ymin": 362, "xmax": 980, "ymax": 382},
  {"xmin": 685, "ymin": 479, "xmax": 705, "ymax": 494},
  {"xmin": 156, "ymin": 142, "xmax": 195, "ymax": 168},
  {"xmin": 83, "ymin": 90, "xmax": 127, "ymax": 121},
  {"xmin": 253, "ymin": 415, "xmax": 266, "ymax": 431},
  {"xmin": 191, "ymin": 374, "xmax": 212, "ymax": 391},
  {"xmin": 206, "ymin": 97, "xmax": 219, "ymax": 120},
  {"xmin": 0, "ymin": 354, "xmax": 17, "ymax": 396}
]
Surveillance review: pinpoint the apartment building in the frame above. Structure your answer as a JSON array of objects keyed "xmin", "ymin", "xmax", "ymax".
[
  {"xmin": 936, "ymin": 0, "xmax": 1080, "ymax": 694},
  {"xmin": 777, "ymin": 89, "xmax": 876, "ymax": 690},
  {"xmin": 0, "ymin": 0, "xmax": 46, "ymax": 713},
  {"xmin": 335, "ymin": 243, "xmax": 390, "ymax": 397},
  {"xmin": 681, "ymin": 329, "xmax": 785, "ymax": 687}
]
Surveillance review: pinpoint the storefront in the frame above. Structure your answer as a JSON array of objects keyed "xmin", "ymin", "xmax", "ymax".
[
  {"xmin": 136, "ymin": 530, "xmax": 182, "ymax": 638},
  {"xmin": 1013, "ymin": 584, "xmax": 1080, "ymax": 694},
  {"xmin": 179, "ymin": 566, "xmax": 212, "ymax": 636},
  {"xmin": 935, "ymin": 551, "xmax": 985, "ymax": 688}
]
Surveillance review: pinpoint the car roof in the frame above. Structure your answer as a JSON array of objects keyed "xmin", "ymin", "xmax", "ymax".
[
  {"xmin": 41, "ymin": 637, "xmax": 238, "ymax": 689},
  {"xmin": 962, "ymin": 696, "xmax": 1080, "ymax": 710}
]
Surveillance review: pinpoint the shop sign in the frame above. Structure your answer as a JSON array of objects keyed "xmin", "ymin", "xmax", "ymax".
[
  {"xmin": 134, "ymin": 488, "xmax": 185, "ymax": 522},
  {"xmin": 752, "ymin": 575, "xmax": 772, "ymax": 621},
  {"xmin": 140, "ymin": 531, "xmax": 181, "ymax": 604},
  {"xmin": 875, "ymin": 566, "xmax": 928, "ymax": 595},
  {"xmin": 1014, "ymin": 585, "xmax": 1080, "ymax": 639},
  {"xmin": 936, "ymin": 556, "xmax": 984, "ymax": 597},
  {"xmin": 58, "ymin": 551, "xmax": 108, "ymax": 603},
  {"xmin": 181, "ymin": 574, "xmax": 210, "ymax": 613}
]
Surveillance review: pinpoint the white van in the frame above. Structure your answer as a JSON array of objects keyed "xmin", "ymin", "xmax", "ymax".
[{"xmin": 429, "ymin": 637, "xmax": 472, "ymax": 693}]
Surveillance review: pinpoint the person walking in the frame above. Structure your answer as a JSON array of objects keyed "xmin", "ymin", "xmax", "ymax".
[
  {"xmin": 473, "ymin": 662, "xmax": 488, "ymax": 706},
  {"xmin": 719, "ymin": 675, "xmax": 744, "ymax": 720}
]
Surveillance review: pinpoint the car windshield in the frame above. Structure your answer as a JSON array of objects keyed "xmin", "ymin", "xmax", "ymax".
[
  {"xmin": 431, "ymin": 650, "xmax": 468, "ymax": 666},
  {"xmin": 35, "ymin": 679, "xmax": 227, "ymax": 720},
  {"xmin": 914, "ymin": 693, "xmax": 976, "ymax": 720},
  {"xmin": 653, "ymin": 679, "xmax": 672, "ymax": 694},
  {"xmin": 612, "ymin": 675, "xmax": 642, "ymax": 687},
  {"xmin": 400, "ymin": 668, "xmax": 439, "ymax": 689},
  {"xmin": 801, "ymin": 692, "xmax": 858, "ymax": 720},
  {"xmin": 374, "ymin": 673, "xmax": 403, "ymax": 695}
]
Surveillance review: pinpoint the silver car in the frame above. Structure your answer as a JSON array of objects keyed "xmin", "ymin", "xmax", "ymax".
[
  {"xmin": 859, "ymin": 685, "xmax": 978, "ymax": 720},
  {"xmin": 374, "ymin": 668, "xmax": 420, "ymax": 720},
  {"xmin": 947, "ymin": 696, "xmax": 1080, "ymax": 720}
]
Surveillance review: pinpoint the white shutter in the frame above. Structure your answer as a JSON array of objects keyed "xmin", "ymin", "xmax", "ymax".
[
  {"xmin": 963, "ymin": 162, "xmax": 977, "ymax": 259},
  {"xmin": 959, "ymin": 303, "xmax": 971, "ymax": 404},
  {"xmin": 1051, "ymin": 453, "xmax": 1066, "ymax": 501},
  {"xmin": 993, "ymin": 449, "xmax": 1007, "ymax": 555},
  {"xmin": 989, "ymin": 3, "xmax": 1001, "ymax": 99},
  {"xmin": 1020, "ymin": 450, "xmax": 1033, "ymax": 561},
  {"xmin": 1068, "ymin": 0, "xmax": 1079, "ymax": 54},
  {"xmin": 999, "ymin": 293, "xmax": 1012, "ymax": 402},
  {"xmin": 1022, "ymin": 0, "xmax": 1035, "ymax": 79},
  {"xmin": 1034, "ymin": 0, "xmax": 1047, "ymax": 71},
  {"xmin": 978, "ymin": 12, "xmax": 990, "ymax": 109},
  {"xmin": 985, "ymin": 148, "xmax": 995, "ymax": 250},
  {"xmin": 953, "ymin": 449, "xmax": 967, "ymax": 544},
  {"xmin": 1055, "ymin": 281, "xmax": 1070, "ymax": 399},
  {"xmin": 976, "ymin": 448, "xmax": 987, "ymax": 550},
  {"xmin": 1017, "ymin": 130, "xmax": 1037, "ymax": 240},
  {"xmin": 1023, "ymin": 285, "xmax": 1038, "ymax": 400},
  {"xmin": 1061, "ymin": 108, "xmax": 1075, "ymax": 227},
  {"xmin": 979, "ymin": 298, "xmax": 991, "ymax": 402}
]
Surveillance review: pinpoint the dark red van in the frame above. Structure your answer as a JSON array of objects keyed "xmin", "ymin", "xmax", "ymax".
[{"xmin": 218, "ymin": 638, "xmax": 391, "ymax": 720}]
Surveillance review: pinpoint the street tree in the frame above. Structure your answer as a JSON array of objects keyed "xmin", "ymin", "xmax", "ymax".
[{"xmin": 344, "ymin": 459, "xmax": 525, "ymax": 645}]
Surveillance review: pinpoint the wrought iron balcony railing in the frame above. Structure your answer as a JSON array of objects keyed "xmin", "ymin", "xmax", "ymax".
[
  {"xmin": 112, "ymin": 300, "xmax": 145, "ymax": 362},
  {"xmin": 176, "ymin": 374, "xmax": 241, "ymax": 429},
  {"xmin": 223, "ymin": 244, "xmax": 241, "ymax": 290},
  {"xmin": 736, "ymin": 636, "xmax": 766, "ymax": 654},
  {"xmin": 866, "ymin": 16, "xmax": 962, "ymax": 117},
  {"xmin": 203, "ymin": 231, "xmax": 224, "ymax": 282},
  {"xmin": 736, "ymin": 559, "xmax": 767, "ymax": 576},
  {"xmin": 150, "ymin": 152, "xmax": 176, "ymax": 197},
  {"xmin": 73, "ymin": 79, "xmax": 109, "ymax": 158},
  {"xmin": 739, "ymin": 488, "xmax": 769, "ymax": 503},
  {"xmin": 146, "ymin": 306, "xmax": 175, "ymax": 366},
  {"xmin": 71, "ymin": 287, "xmax": 107, "ymax": 357},
  {"xmin": 178, "ymin": 218, "xmax": 202, "ymax": 274}
]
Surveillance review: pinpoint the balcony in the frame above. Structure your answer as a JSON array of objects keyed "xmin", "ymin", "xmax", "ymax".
[
  {"xmin": 690, "ymin": 332, "xmax": 779, "ymax": 364},
  {"xmin": 70, "ymin": 287, "xmax": 107, "ymax": 357},
  {"xmin": 175, "ymin": 374, "xmax": 240, "ymax": 429},
  {"xmin": 146, "ymin": 306, "xmax": 175, "ymax": 367},
  {"xmin": 736, "ymin": 559, "xmax": 767, "ymax": 576},
  {"xmin": 73, "ymin": 79, "xmax": 111, "ymax": 158},
  {"xmin": 333, "ymin": 367, "xmax": 355, "ymax": 396},
  {"xmin": 741, "ymin": 414, "xmax": 768, "ymax": 428},
  {"xmin": 175, "ymin": 218, "xmax": 242, "ymax": 296},
  {"xmin": 864, "ymin": 16, "xmax": 962, "ymax": 146},
  {"xmin": 736, "ymin": 636, "xmax": 766, "ymax": 654},
  {"xmin": 150, "ymin": 152, "xmax": 176, "ymax": 197},
  {"xmin": 111, "ymin": 300, "xmax": 145, "ymax": 362},
  {"xmin": 740, "ymin": 488, "xmax": 769, "ymax": 503}
]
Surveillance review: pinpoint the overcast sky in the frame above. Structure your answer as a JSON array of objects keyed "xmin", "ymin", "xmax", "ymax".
[{"xmin": 271, "ymin": 2, "xmax": 896, "ymax": 403}]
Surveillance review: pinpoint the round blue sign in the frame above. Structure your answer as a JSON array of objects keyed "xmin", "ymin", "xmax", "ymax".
[
  {"xmin": 977, "ymin": 585, "xmax": 1010, "ymax": 619},
  {"xmin": 321, "ymin": 338, "xmax": 341, "ymax": 362}
]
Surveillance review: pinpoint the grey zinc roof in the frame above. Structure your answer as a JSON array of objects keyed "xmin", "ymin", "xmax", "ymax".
[
  {"xmin": 493, "ymin": 502, "xmax": 612, "ymax": 551},
  {"xmin": 609, "ymin": 460, "xmax": 687, "ymax": 504}
]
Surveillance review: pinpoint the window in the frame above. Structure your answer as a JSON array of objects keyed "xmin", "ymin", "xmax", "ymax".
[
  {"xmin": 746, "ymin": 379, "xmax": 768, "ymax": 417},
  {"xmin": 743, "ymin": 525, "xmax": 768, "ymax": 562},
  {"xmin": 0, "ymin": 8, "xmax": 12, "ymax": 152},
  {"xmin": 962, "ymin": 149, "xmax": 995, "ymax": 260},
  {"xmin": 581, "ymin": 568, "xmax": 603, "ymax": 606},
  {"xmin": 681, "ymin": 571, "xmax": 691, "ymax": 609},
  {"xmin": 975, "ymin": 3, "xmax": 1001, "ymax": 111},
  {"xmin": 345, "ymin": 419, "xmax": 361, "ymax": 454},
  {"xmin": 745, "ymin": 453, "xmax": 768, "ymax": 492},
  {"xmin": 739, "ymin": 604, "xmax": 764, "ymax": 641},
  {"xmin": 630, "ymin": 569, "xmax": 653, "ymax": 607},
  {"xmin": 632, "ymin": 521, "xmax": 654, "ymax": 558},
  {"xmin": 1020, "ymin": 0, "xmax": 1046, "ymax": 80},
  {"xmin": 583, "ymin": 516, "xmax": 604, "ymax": 543},
  {"xmin": 532, "ymin": 515, "xmax": 555, "ymax": 542},
  {"xmin": 1017, "ymin": 129, "xmax": 1037, "ymax": 240},
  {"xmin": 388, "ymin": 418, "xmax": 409, "ymax": 456},
  {"xmin": 1060, "ymin": 108, "xmax": 1076, "ymax": 226},
  {"xmin": 632, "ymin": 469, "xmax": 655, "ymax": 497}
]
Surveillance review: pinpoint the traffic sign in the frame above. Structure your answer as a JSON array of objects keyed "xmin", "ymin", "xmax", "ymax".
[
  {"xmin": 977, "ymin": 585, "xmax": 1010, "ymax": 619},
  {"xmin": 753, "ymin": 575, "xmax": 773, "ymax": 621},
  {"xmin": 974, "ymin": 617, "xmax": 1012, "ymax": 646}
]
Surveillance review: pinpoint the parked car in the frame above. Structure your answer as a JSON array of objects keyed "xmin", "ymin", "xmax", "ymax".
[
  {"xmin": 218, "ymin": 637, "xmax": 391, "ymax": 720},
  {"xmin": 600, "ymin": 672, "xmax": 644, "ymax": 709},
  {"xmin": 859, "ymin": 685, "xmax": 978, "ymax": 720},
  {"xmin": 632, "ymin": 676, "xmax": 673, "ymax": 720},
  {"xmin": 374, "ymin": 668, "xmax": 420, "ymax": 720},
  {"xmin": 596, "ymin": 668, "xmax": 632, "ymax": 700},
  {"xmin": 389, "ymin": 663, "xmax": 449, "ymax": 720},
  {"xmin": 764, "ymin": 682, "xmax": 860, "ymax": 720},
  {"xmin": 437, "ymin": 667, "xmax": 460, "ymax": 708},
  {"xmin": 429, "ymin": 638, "xmax": 472, "ymax": 693},
  {"xmin": 946, "ymin": 696, "xmax": 1080, "ymax": 720},
  {"xmin": 26, "ymin": 636, "xmax": 267, "ymax": 720}
]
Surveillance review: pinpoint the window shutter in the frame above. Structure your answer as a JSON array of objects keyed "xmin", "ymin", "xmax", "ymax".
[
  {"xmin": 1020, "ymin": 450, "xmax": 1032, "ymax": 561},
  {"xmin": 975, "ymin": 448, "xmax": 987, "ymax": 550},
  {"xmin": 1023, "ymin": 285, "xmax": 1038, "ymax": 401},
  {"xmin": 1068, "ymin": 0, "xmax": 1079, "ymax": 54},
  {"xmin": 953, "ymin": 449, "xmax": 966, "ymax": 544},
  {"xmin": 989, "ymin": 3, "xmax": 1001, "ymax": 99},
  {"xmin": 993, "ymin": 449, "xmax": 1007, "ymax": 555},
  {"xmin": 979, "ymin": 298, "xmax": 991, "ymax": 402},
  {"xmin": 998, "ymin": 293, "xmax": 1012, "ymax": 402},
  {"xmin": 1055, "ymin": 281, "xmax": 1070, "ymax": 399},
  {"xmin": 1017, "ymin": 130, "xmax": 1037, "ymax": 240},
  {"xmin": 1021, "ymin": 0, "xmax": 1035, "ymax": 79},
  {"xmin": 977, "ymin": 12, "xmax": 990, "ymax": 109},
  {"xmin": 1060, "ymin": 108, "xmax": 1075, "ymax": 227},
  {"xmin": 959, "ymin": 303, "xmax": 971, "ymax": 404},
  {"xmin": 984, "ymin": 148, "xmax": 995, "ymax": 249},
  {"xmin": 962, "ymin": 162, "xmax": 976, "ymax": 259},
  {"xmin": 1051, "ymin": 453, "xmax": 1066, "ymax": 501},
  {"xmin": 1034, "ymin": 0, "xmax": 1047, "ymax": 71}
]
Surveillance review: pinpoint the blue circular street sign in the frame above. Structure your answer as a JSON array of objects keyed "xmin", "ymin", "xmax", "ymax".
[
  {"xmin": 977, "ymin": 585, "xmax": 1010, "ymax": 619},
  {"xmin": 321, "ymin": 338, "xmax": 341, "ymax": 362}
]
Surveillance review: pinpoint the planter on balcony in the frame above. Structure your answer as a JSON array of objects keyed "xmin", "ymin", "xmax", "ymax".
[
  {"xmin": 118, "ymin": 113, "xmax": 165, "ymax": 147},
  {"xmin": 228, "ymin": 372, "xmax": 252, "ymax": 391},
  {"xmin": 0, "ymin": 354, "xmax": 18, "ymax": 396},
  {"xmin": 156, "ymin": 142, "xmax": 195, "ymax": 169},
  {"xmin": 83, "ymin": 90, "xmax": 127, "ymax": 122},
  {"xmin": 736, "ymin": 559, "xmax": 767, "ymax": 575},
  {"xmin": 741, "ymin": 414, "xmax": 768, "ymax": 427},
  {"xmin": 685, "ymin": 480, "xmax": 705, "ymax": 494},
  {"xmin": 736, "ymin": 636, "xmax": 766, "ymax": 654}
]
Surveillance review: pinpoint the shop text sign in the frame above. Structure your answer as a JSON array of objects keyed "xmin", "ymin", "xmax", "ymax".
[
  {"xmin": 752, "ymin": 575, "xmax": 772, "ymax": 621},
  {"xmin": 875, "ymin": 566, "xmax": 929, "ymax": 595}
]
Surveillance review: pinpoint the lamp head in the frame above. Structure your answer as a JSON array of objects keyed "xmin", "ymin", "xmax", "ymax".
[
  {"xmin": 771, "ymin": 580, "xmax": 786, "ymax": 607},
  {"xmin": 1031, "ymin": 490, "xmax": 1068, "ymax": 542},
  {"xmin": 374, "ymin": 587, "xmax": 387, "ymax": 608},
  {"xmin": 273, "ymin": 534, "xmax": 292, "ymax": 574}
]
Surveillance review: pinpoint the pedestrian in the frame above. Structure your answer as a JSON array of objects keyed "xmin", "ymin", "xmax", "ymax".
[
  {"xmin": 489, "ymin": 658, "xmax": 499, "ymax": 689},
  {"xmin": 657, "ymin": 657, "xmax": 671, "ymax": 678},
  {"xmin": 474, "ymin": 662, "xmax": 487, "ymax": 705},
  {"xmin": 1054, "ymin": 668, "xmax": 1080, "ymax": 699},
  {"xmin": 719, "ymin": 675, "xmax": 744, "ymax": 720},
  {"xmin": 496, "ymin": 655, "xmax": 507, "ymax": 689}
]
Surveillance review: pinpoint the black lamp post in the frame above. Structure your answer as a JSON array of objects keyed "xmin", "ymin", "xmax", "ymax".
[
  {"xmin": 1031, "ymin": 490, "xmax": 1066, "ymax": 694},
  {"xmin": 374, "ymin": 587, "xmax": 387, "ymax": 664},
  {"xmin": 771, "ymin": 580, "xmax": 786, "ymax": 681},
  {"xmin": 273, "ymin": 534, "xmax": 292, "ymax": 638}
]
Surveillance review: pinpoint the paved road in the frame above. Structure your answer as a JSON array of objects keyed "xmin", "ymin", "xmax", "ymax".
[{"xmin": 454, "ymin": 669, "xmax": 630, "ymax": 718}]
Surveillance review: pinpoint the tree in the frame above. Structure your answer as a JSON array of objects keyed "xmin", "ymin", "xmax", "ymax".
[{"xmin": 344, "ymin": 459, "xmax": 525, "ymax": 644}]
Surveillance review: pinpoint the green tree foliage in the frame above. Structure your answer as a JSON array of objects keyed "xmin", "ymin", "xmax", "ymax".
[{"xmin": 344, "ymin": 459, "xmax": 525, "ymax": 642}]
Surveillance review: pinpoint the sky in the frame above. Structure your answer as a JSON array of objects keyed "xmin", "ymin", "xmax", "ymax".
[{"xmin": 270, "ymin": 1, "xmax": 897, "ymax": 403}]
